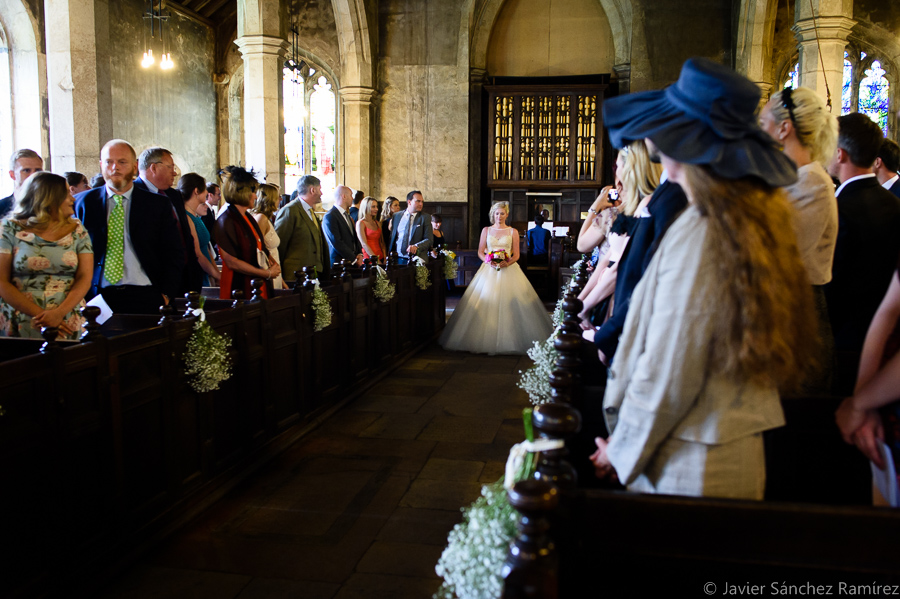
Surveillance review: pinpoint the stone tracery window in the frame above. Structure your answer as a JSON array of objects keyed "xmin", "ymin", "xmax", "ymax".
[
  {"xmin": 842, "ymin": 49, "xmax": 892, "ymax": 137},
  {"xmin": 282, "ymin": 67, "xmax": 338, "ymax": 196}
]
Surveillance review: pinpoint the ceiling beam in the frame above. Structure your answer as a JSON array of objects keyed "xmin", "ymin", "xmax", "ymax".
[
  {"xmin": 167, "ymin": 1, "xmax": 215, "ymax": 28},
  {"xmin": 201, "ymin": 0, "xmax": 232, "ymax": 18}
]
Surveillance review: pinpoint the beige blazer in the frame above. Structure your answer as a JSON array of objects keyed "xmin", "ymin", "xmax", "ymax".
[
  {"xmin": 603, "ymin": 206, "xmax": 785, "ymax": 486},
  {"xmin": 275, "ymin": 199, "xmax": 330, "ymax": 281}
]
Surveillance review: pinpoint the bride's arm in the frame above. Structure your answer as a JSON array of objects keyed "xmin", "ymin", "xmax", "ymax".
[
  {"xmin": 505, "ymin": 230, "xmax": 520, "ymax": 266},
  {"xmin": 477, "ymin": 227, "xmax": 489, "ymax": 263}
]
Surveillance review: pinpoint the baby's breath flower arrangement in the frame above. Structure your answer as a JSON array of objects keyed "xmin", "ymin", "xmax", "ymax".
[
  {"xmin": 517, "ymin": 334, "xmax": 558, "ymax": 405},
  {"xmin": 311, "ymin": 284, "xmax": 332, "ymax": 331},
  {"xmin": 413, "ymin": 256, "xmax": 431, "ymax": 290},
  {"xmin": 440, "ymin": 249, "xmax": 458, "ymax": 280},
  {"xmin": 183, "ymin": 297, "xmax": 233, "ymax": 393},
  {"xmin": 373, "ymin": 267, "xmax": 396, "ymax": 303},
  {"xmin": 435, "ymin": 410, "xmax": 537, "ymax": 599}
]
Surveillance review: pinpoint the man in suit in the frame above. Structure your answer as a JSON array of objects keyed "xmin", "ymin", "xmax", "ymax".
[
  {"xmin": 201, "ymin": 182, "xmax": 220, "ymax": 251},
  {"xmin": 133, "ymin": 147, "xmax": 202, "ymax": 295},
  {"xmin": 274, "ymin": 174, "xmax": 331, "ymax": 282},
  {"xmin": 826, "ymin": 113, "xmax": 900, "ymax": 393},
  {"xmin": 874, "ymin": 138, "xmax": 900, "ymax": 199},
  {"xmin": 322, "ymin": 185, "xmax": 364, "ymax": 267},
  {"xmin": 0, "ymin": 149, "xmax": 43, "ymax": 218},
  {"xmin": 389, "ymin": 190, "xmax": 433, "ymax": 265},
  {"xmin": 348, "ymin": 189, "xmax": 364, "ymax": 222},
  {"xmin": 74, "ymin": 139, "xmax": 186, "ymax": 314}
]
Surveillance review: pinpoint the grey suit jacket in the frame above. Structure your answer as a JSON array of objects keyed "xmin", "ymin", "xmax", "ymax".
[
  {"xmin": 389, "ymin": 211, "xmax": 433, "ymax": 258},
  {"xmin": 274, "ymin": 199, "xmax": 330, "ymax": 281},
  {"xmin": 603, "ymin": 206, "xmax": 785, "ymax": 486}
]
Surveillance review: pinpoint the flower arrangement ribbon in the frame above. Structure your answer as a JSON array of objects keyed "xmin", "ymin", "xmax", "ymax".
[{"xmin": 503, "ymin": 438, "xmax": 565, "ymax": 489}]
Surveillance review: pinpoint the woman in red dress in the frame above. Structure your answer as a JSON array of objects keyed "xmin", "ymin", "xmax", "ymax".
[{"xmin": 356, "ymin": 196, "xmax": 387, "ymax": 264}]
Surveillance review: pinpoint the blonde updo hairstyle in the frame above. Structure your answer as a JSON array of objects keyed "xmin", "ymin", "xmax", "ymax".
[
  {"xmin": 13, "ymin": 171, "xmax": 69, "ymax": 228},
  {"xmin": 489, "ymin": 201, "xmax": 510, "ymax": 225},
  {"xmin": 618, "ymin": 140, "xmax": 664, "ymax": 216},
  {"xmin": 219, "ymin": 165, "xmax": 258, "ymax": 208},
  {"xmin": 767, "ymin": 86, "xmax": 838, "ymax": 166}
]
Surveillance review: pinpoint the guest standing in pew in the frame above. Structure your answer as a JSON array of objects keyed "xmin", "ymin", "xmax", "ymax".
[
  {"xmin": 275, "ymin": 175, "xmax": 331, "ymax": 284},
  {"xmin": 134, "ymin": 147, "xmax": 203, "ymax": 296},
  {"xmin": 177, "ymin": 173, "xmax": 220, "ymax": 289},
  {"xmin": 0, "ymin": 172, "xmax": 93, "ymax": 339},
  {"xmin": 589, "ymin": 58, "xmax": 819, "ymax": 500},
  {"xmin": 824, "ymin": 113, "xmax": 900, "ymax": 395},
  {"xmin": 0, "ymin": 149, "xmax": 43, "ymax": 219},
  {"xmin": 201, "ymin": 182, "xmax": 220, "ymax": 254},
  {"xmin": 758, "ymin": 86, "xmax": 839, "ymax": 392},
  {"xmin": 250, "ymin": 183, "xmax": 285, "ymax": 289},
  {"xmin": 381, "ymin": 196, "xmax": 400, "ymax": 249},
  {"xmin": 323, "ymin": 185, "xmax": 364, "ymax": 267},
  {"xmin": 214, "ymin": 166, "xmax": 278, "ymax": 300},
  {"xmin": 873, "ymin": 139, "xmax": 900, "ymax": 199},
  {"xmin": 64, "ymin": 172, "xmax": 90, "ymax": 197},
  {"xmin": 75, "ymin": 140, "xmax": 185, "ymax": 315},
  {"xmin": 837, "ymin": 261, "xmax": 900, "ymax": 505},
  {"xmin": 388, "ymin": 190, "xmax": 433, "ymax": 266},
  {"xmin": 356, "ymin": 196, "xmax": 386, "ymax": 264}
]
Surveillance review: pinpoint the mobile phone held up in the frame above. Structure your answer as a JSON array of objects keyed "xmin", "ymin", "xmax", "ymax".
[{"xmin": 608, "ymin": 189, "xmax": 619, "ymax": 201}]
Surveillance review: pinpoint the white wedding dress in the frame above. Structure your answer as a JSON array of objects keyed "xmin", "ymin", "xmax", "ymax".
[{"xmin": 439, "ymin": 229, "xmax": 553, "ymax": 355}]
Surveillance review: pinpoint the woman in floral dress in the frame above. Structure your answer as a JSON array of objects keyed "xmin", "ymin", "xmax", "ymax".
[{"xmin": 0, "ymin": 171, "xmax": 93, "ymax": 339}]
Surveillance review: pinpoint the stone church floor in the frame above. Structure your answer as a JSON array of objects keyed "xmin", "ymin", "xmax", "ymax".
[{"xmin": 98, "ymin": 344, "xmax": 534, "ymax": 599}]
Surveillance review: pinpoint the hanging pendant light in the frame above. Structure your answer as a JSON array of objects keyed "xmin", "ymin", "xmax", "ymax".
[{"xmin": 141, "ymin": 0, "xmax": 174, "ymax": 71}]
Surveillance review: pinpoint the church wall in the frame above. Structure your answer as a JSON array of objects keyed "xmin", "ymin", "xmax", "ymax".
[
  {"xmin": 374, "ymin": 0, "xmax": 469, "ymax": 204},
  {"xmin": 288, "ymin": 0, "xmax": 340, "ymax": 76},
  {"xmin": 106, "ymin": 0, "xmax": 217, "ymax": 181},
  {"xmin": 485, "ymin": 0, "xmax": 616, "ymax": 77}
]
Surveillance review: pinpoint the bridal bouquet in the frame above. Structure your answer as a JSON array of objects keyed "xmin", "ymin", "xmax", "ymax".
[
  {"xmin": 183, "ymin": 297, "xmax": 233, "ymax": 393},
  {"xmin": 487, "ymin": 250, "xmax": 509, "ymax": 270},
  {"xmin": 439, "ymin": 249, "xmax": 458, "ymax": 280}
]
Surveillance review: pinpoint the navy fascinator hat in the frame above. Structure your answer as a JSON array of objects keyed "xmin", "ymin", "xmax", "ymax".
[{"xmin": 602, "ymin": 57, "xmax": 798, "ymax": 187}]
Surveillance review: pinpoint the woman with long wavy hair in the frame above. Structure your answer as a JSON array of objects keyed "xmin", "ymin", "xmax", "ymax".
[{"xmin": 590, "ymin": 58, "xmax": 819, "ymax": 499}]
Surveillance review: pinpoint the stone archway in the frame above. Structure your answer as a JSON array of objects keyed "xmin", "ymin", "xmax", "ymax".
[
  {"xmin": 0, "ymin": 0, "xmax": 46, "ymax": 161},
  {"xmin": 735, "ymin": 0, "xmax": 778, "ymax": 100}
]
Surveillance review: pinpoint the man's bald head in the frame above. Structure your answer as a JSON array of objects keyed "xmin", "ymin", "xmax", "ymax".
[
  {"xmin": 101, "ymin": 139, "xmax": 137, "ymax": 161},
  {"xmin": 333, "ymin": 185, "xmax": 352, "ymax": 209}
]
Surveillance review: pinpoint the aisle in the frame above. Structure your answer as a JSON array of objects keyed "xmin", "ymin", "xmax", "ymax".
[{"xmin": 99, "ymin": 345, "xmax": 535, "ymax": 599}]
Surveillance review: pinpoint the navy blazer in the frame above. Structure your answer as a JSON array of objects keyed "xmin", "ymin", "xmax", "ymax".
[
  {"xmin": 74, "ymin": 184, "xmax": 186, "ymax": 300},
  {"xmin": 134, "ymin": 177, "xmax": 202, "ymax": 294},
  {"xmin": 322, "ymin": 206, "xmax": 362, "ymax": 265},
  {"xmin": 594, "ymin": 179, "xmax": 688, "ymax": 360},
  {"xmin": 0, "ymin": 193, "xmax": 13, "ymax": 219},
  {"xmin": 825, "ymin": 176, "xmax": 900, "ymax": 355}
]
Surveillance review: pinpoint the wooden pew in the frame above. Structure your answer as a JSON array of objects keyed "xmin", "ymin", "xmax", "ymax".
[
  {"xmin": 502, "ymin": 262, "xmax": 900, "ymax": 598},
  {"xmin": 0, "ymin": 259, "xmax": 446, "ymax": 598}
]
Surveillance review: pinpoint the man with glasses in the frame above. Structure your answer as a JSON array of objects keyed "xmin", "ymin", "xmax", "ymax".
[{"xmin": 134, "ymin": 147, "xmax": 202, "ymax": 294}]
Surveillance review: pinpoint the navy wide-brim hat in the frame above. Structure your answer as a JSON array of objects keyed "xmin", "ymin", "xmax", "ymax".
[{"xmin": 603, "ymin": 57, "xmax": 797, "ymax": 187}]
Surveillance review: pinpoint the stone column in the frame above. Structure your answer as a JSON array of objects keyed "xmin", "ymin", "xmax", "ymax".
[
  {"xmin": 340, "ymin": 86, "xmax": 375, "ymax": 193},
  {"xmin": 793, "ymin": 15, "xmax": 854, "ymax": 112},
  {"xmin": 467, "ymin": 67, "xmax": 487, "ymax": 248},
  {"xmin": 234, "ymin": 35, "xmax": 289, "ymax": 189},
  {"xmin": 44, "ymin": 0, "xmax": 111, "ymax": 174},
  {"xmin": 613, "ymin": 64, "xmax": 631, "ymax": 96}
]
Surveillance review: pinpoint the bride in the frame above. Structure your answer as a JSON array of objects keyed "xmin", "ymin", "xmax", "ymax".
[{"xmin": 439, "ymin": 201, "xmax": 553, "ymax": 354}]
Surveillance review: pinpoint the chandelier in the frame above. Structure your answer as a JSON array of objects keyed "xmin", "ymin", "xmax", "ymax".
[{"xmin": 141, "ymin": 0, "xmax": 174, "ymax": 70}]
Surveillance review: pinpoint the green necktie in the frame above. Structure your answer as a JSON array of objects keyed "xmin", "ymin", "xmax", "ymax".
[{"xmin": 105, "ymin": 194, "xmax": 125, "ymax": 284}]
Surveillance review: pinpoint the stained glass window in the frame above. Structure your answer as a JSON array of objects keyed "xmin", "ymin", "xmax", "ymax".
[
  {"xmin": 842, "ymin": 52, "xmax": 853, "ymax": 115},
  {"xmin": 310, "ymin": 76, "xmax": 336, "ymax": 196},
  {"xmin": 841, "ymin": 50, "xmax": 891, "ymax": 136},
  {"xmin": 859, "ymin": 60, "xmax": 890, "ymax": 136},
  {"xmin": 283, "ymin": 66, "xmax": 305, "ymax": 195},
  {"xmin": 784, "ymin": 62, "xmax": 799, "ymax": 89}
]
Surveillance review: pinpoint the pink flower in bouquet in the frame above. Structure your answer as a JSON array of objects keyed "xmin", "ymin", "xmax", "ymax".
[{"xmin": 487, "ymin": 250, "xmax": 509, "ymax": 270}]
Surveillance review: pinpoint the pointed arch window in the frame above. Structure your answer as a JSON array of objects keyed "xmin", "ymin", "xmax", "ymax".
[
  {"xmin": 842, "ymin": 49, "xmax": 892, "ymax": 137},
  {"xmin": 282, "ymin": 67, "xmax": 339, "ymax": 196}
]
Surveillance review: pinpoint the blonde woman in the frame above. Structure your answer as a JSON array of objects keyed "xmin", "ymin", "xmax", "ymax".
[
  {"xmin": 250, "ymin": 182, "xmax": 284, "ymax": 289},
  {"xmin": 356, "ymin": 196, "xmax": 387, "ymax": 263},
  {"xmin": 381, "ymin": 196, "xmax": 400, "ymax": 248},
  {"xmin": 438, "ymin": 201, "xmax": 552, "ymax": 354},
  {"xmin": 0, "ymin": 172, "xmax": 93, "ymax": 339},
  {"xmin": 577, "ymin": 140, "xmax": 663, "ymax": 328}
]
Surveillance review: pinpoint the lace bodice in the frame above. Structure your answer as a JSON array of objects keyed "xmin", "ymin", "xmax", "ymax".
[{"xmin": 487, "ymin": 229, "xmax": 514, "ymax": 254}]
